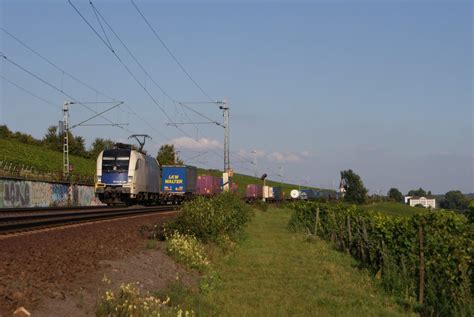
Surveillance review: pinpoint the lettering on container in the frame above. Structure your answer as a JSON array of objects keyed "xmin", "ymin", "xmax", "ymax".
[{"xmin": 164, "ymin": 175, "xmax": 183, "ymax": 184}]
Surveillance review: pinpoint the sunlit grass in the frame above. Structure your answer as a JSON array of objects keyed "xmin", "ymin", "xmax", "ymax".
[{"xmin": 166, "ymin": 208, "xmax": 414, "ymax": 316}]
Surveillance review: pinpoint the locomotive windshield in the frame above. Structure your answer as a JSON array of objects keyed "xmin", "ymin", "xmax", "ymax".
[{"xmin": 102, "ymin": 148, "xmax": 131, "ymax": 172}]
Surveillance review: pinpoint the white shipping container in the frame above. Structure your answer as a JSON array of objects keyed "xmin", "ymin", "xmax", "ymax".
[{"xmin": 263, "ymin": 186, "xmax": 273, "ymax": 199}]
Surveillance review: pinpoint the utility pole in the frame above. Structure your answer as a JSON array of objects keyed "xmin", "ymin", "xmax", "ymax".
[
  {"xmin": 219, "ymin": 100, "xmax": 230, "ymax": 173},
  {"xmin": 63, "ymin": 101, "xmax": 73, "ymax": 178},
  {"xmin": 61, "ymin": 101, "xmax": 124, "ymax": 179}
]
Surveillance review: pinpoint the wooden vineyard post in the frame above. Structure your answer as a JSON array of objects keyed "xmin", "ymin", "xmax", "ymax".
[
  {"xmin": 346, "ymin": 216, "xmax": 352, "ymax": 254},
  {"xmin": 314, "ymin": 207, "xmax": 320, "ymax": 236},
  {"xmin": 331, "ymin": 211, "xmax": 336, "ymax": 244},
  {"xmin": 418, "ymin": 221, "xmax": 425, "ymax": 305},
  {"xmin": 362, "ymin": 218, "xmax": 369, "ymax": 263}
]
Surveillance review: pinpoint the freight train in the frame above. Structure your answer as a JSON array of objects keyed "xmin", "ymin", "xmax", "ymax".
[
  {"xmin": 95, "ymin": 143, "xmax": 332, "ymax": 205},
  {"xmin": 95, "ymin": 143, "xmax": 233, "ymax": 205}
]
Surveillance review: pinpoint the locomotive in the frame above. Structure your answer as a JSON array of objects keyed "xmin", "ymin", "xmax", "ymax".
[{"xmin": 95, "ymin": 143, "xmax": 160, "ymax": 205}]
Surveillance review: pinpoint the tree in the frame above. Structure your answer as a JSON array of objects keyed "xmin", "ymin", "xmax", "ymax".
[
  {"xmin": 387, "ymin": 188, "xmax": 403, "ymax": 202},
  {"xmin": 407, "ymin": 187, "xmax": 427, "ymax": 197},
  {"xmin": 440, "ymin": 190, "xmax": 470, "ymax": 211},
  {"xmin": 468, "ymin": 201, "xmax": 474, "ymax": 223},
  {"xmin": 42, "ymin": 126, "xmax": 62, "ymax": 151},
  {"xmin": 42, "ymin": 125, "xmax": 88, "ymax": 157},
  {"xmin": 156, "ymin": 144, "xmax": 183, "ymax": 165},
  {"xmin": 89, "ymin": 138, "xmax": 115, "ymax": 159},
  {"xmin": 340, "ymin": 169, "xmax": 368, "ymax": 204},
  {"xmin": 0, "ymin": 125, "xmax": 12, "ymax": 139}
]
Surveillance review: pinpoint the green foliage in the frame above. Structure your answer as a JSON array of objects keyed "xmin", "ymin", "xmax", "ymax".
[
  {"xmin": 469, "ymin": 201, "xmax": 474, "ymax": 223},
  {"xmin": 163, "ymin": 193, "xmax": 253, "ymax": 243},
  {"xmin": 288, "ymin": 201, "xmax": 473, "ymax": 316},
  {"xmin": 387, "ymin": 188, "xmax": 404, "ymax": 203},
  {"xmin": 42, "ymin": 125, "xmax": 88, "ymax": 157},
  {"xmin": 0, "ymin": 138, "xmax": 95, "ymax": 179},
  {"xmin": 441, "ymin": 190, "xmax": 470, "ymax": 211},
  {"xmin": 407, "ymin": 187, "xmax": 429, "ymax": 197},
  {"xmin": 340, "ymin": 169, "xmax": 368, "ymax": 204},
  {"xmin": 157, "ymin": 144, "xmax": 183, "ymax": 165},
  {"xmin": 0, "ymin": 125, "xmax": 42, "ymax": 146}
]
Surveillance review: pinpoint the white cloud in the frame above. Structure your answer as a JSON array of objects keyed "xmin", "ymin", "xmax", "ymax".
[
  {"xmin": 171, "ymin": 137, "xmax": 221, "ymax": 150},
  {"xmin": 267, "ymin": 152, "xmax": 302, "ymax": 163}
]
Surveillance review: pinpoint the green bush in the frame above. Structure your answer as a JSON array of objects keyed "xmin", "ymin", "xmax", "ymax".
[
  {"xmin": 288, "ymin": 201, "xmax": 473, "ymax": 316},
  {"xmin": 164, "ymin": 193, "xmax": 253, "ymax": 242}
]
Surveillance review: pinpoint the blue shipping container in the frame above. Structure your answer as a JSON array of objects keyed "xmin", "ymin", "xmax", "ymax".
[
  {"xmin": 161, "ymin": 165, "xmax": 197, "ymax": 193},
  {"xmin": 272, "ymin": 186, "xmax": 282, "ymax": 200}
]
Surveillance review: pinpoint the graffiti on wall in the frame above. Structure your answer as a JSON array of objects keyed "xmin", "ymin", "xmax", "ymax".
[
  {"xmin": 2, "ymin": 180, "xmax": 31, "ymax": 208},
  {"xmin": 51, "ymin": 183, "xmax": 69, "ymax": 206},
  {"xmin": 0, "ymin": 179, "xmax": 104, "ymax": 208},
  {"xmin": 72, "ymin": 185, "xmax": 102, "ymax": 206},
  {"xmin": 30, "ymin": 182, "xmax": 53, "ymax": 207}
]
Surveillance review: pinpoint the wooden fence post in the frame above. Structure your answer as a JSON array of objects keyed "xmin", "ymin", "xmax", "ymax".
[{"xmin": 418, "ymin": 222, "xmax": 425, "ymax": 305}]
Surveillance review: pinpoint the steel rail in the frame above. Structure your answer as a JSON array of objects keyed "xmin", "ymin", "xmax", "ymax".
[
  {"xmin": 0, "ymin": 205, "xmax": 111, "ymax": 213},
  {"xmin": 0, "ymin": 205, "xmax": 177, "ymax": 234}
]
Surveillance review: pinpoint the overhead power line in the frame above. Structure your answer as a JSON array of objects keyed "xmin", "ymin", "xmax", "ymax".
[
  {"xmin": 1, "ymin": 28, "xmax": 171, "ymax": 150},
  {"xmin": 70, "ymin": 0, "xmax": 175, "ymax": 133},
  {"xmin": 70, "ymin": 0, "xmax": 226, "ymax": 163},
  {"xmin": 130, "ymin": 0, "xmax": 215, "ymax": 103},
  {"xmin": 0, "ymin": 75, "xmax": 60, "ymax": 110},
  {"xmin": 0, "ymin": 52, "xmax": 132, "ymax": 135},
  {"xmin": 0, "ymin": 27, "xmax": 115, "ymax": 102}
]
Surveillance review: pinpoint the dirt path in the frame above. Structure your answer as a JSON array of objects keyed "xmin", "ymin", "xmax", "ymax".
[{"xmin": 0, "ymin": 211, "xmax": 196, "ymax": 316}]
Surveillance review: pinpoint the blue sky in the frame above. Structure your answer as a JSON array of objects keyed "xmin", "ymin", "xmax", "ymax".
[{"xmin": 1, "ymin": 0, "xmax": 472, "ymax": 194}]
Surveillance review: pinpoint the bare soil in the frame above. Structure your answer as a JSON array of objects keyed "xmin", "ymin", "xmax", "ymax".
[{"xmin": 0, "ymin": 211, "xmax": 198, "ymax": 316}]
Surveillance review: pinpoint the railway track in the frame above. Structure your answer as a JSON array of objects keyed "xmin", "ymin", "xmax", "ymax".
[{"xmin": 0, "ymin": 205, "xmax": 177, "ymax": 234}]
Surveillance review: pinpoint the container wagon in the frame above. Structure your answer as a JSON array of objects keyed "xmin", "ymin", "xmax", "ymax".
[
  {"xmin": 246, "ymin": 184, "xmax": 263, "ymax": 201},
  {"xmin": 161, "ymin": 165, "xmax": 197, "ymax": 204},
  {"xmin": 197, "ymin": 175, "xmax": 221, "ymax": 196}
]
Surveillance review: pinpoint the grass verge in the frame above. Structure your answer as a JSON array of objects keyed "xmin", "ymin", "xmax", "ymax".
[{"xmin": 164, "ymin": 207, "xmax": 414, "ymax": 316}]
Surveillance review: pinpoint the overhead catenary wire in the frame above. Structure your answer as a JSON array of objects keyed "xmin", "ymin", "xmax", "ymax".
[
  {"xmin": 0, "ymin": 27, "xmax": 170, "ymax": 150},
  {"xmin": 71, "ymin": 0, "xmax": 227, "ymax": 164},
  {"xmin": 90, "ymin": 1, "xmax": 219, "ymax": 136},
  {"xmin": 0, "ymin": 75, "xmax": 60, "ymax": 110},
  {"xmin": 69, "ymin": 1, "xmax": 267, "ymax": 176},
  {"xmin": 71, "ymin": 0, "xmax": 176, "ymax": 137},
  {"xmin": 130, "ymin": 0, "xmax": 215, "ymax": 103},
  {"xmin": 0, "ymin": 52, "xmax": 133, "ymax": 136}
]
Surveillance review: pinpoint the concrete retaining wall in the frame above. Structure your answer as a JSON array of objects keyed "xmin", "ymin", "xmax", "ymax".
[{"xmin": 0, "ymin": 178, "xmax": 103, "ymax": 208}]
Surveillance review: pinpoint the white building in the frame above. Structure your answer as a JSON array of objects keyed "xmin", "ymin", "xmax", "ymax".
[{"xmin": 405, "ymin": 196, "xmax": 436, "ymax": 209}]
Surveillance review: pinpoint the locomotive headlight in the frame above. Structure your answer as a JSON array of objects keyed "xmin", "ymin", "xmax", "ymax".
[
  {"xmin": 97, "ymin": 176, "xmax": 101, "ymax": 182},
  {"xmin": 128, "ymin": 176, "xmax": 133, "ymax": 181}
]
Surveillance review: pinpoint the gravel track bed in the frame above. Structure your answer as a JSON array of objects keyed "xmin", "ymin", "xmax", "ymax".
[{"xmin": 0, "ymin": 211, "xmax": 177, "ymax": 315}]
